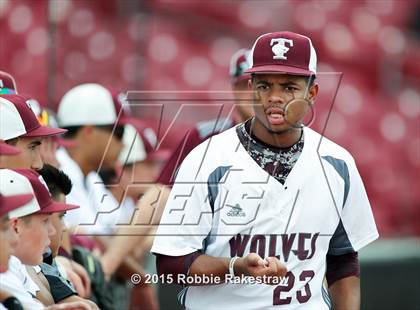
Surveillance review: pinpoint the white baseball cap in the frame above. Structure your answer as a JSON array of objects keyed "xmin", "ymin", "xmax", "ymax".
[
  {"xmin": 0, "ymin": 169, "xmax": 40, "ymax": 218},
  {"xmin": 118, "ymin": 122, "xmax": 168, "ymax": 165},
  {"xmin": 0, "ymin": 95, "xmax": 67, "ymax": 140},
  {"xmin": 57, "ymin": 83, "xmax": 132, "ymax": 127}
]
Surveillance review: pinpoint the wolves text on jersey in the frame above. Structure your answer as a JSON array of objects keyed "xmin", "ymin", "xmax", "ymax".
[{"xmin": 229, "ymin": 232, "xmax": 319, "ymax": 262}]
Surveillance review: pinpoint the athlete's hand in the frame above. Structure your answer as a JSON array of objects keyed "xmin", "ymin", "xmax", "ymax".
[
  {"xmin": 56, "ymin": 256, "xmax": 92, "ymax": 298},
  {"xmin": 66, "ymin": 268, "xmax": 89, "ymax": 298},
  {"xmin": 69, "ymin": 261, "xmax": 92, "ymax": 297},
  {"xmin": 235, "ymin": 253, "xmax": 287, "ymax": 285}
]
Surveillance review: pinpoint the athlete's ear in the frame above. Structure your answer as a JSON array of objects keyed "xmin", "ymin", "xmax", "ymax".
[
  {"xmin": 10, "ymin": 218, "xmax": 19, "ymax": 234},
  {"xmin": 308, "ymin": 83, "xmax": 318, "ymax": 105},
  {"xmin": 248, "ymin": 78, "xmax": 253, "ymax": 90}
]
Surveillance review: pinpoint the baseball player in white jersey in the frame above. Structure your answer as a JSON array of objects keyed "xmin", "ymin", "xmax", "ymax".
[{"xmin": 151, "ymin": 31, "xmax": 378, "ymax": 310}]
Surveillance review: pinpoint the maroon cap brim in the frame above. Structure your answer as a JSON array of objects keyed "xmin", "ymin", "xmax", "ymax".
[
  {"xmin": 245, "ymin": 65, "xmax": 314, "ymax": 76},
  {"xmin": 21, "ymin": 125, "xmax": 67, "ymax": 138},
  {"xmin": 1, "ymin": 194, "xmax": 34, "ymax": 217},
  {"xmin": 38, "ymin": 201, "xmax": 80, "ymax": 214},
  {"xmin": 0, "ymin": 143, "xmax": 21, "ymax": 155}
]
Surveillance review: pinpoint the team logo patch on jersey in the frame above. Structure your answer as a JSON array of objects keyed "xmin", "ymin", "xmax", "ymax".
[
  {"xmin": 226, "ymin": 204, "xmax": 246, "ymax": 217},
  {"xmin": 270, "ymin": 38, "xmax": 294, "ymax": 60}
]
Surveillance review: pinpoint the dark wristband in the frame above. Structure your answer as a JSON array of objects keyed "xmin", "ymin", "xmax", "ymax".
[{"xmin": 2, "ymin": 297, "xmax": 24, "ymax": 310}]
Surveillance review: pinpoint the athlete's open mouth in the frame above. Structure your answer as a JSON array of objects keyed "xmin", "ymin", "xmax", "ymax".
[{"xmin": 266, "ymin": 107, "xmax": 285, "ymax": 125}]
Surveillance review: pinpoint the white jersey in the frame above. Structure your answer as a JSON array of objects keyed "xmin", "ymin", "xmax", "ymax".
[
  {"xmin": 56, "ymin": 148, "xmax": 97, "ymax": 231},
  {"xmin": 57, "ymin": 148, "xmax": 136, "ymax": 234},
  {"xmin": 0, "ymin": 256, "xmax": 43, "ymax": 310},
  {"xmin": 151, "ymin": 126, "xmax": 378, "ymax": 310}
]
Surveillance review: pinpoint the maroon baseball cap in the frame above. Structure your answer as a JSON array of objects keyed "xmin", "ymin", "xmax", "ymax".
[
  {"xmin": 0, "ymin": 71, "xmax": 17, "ymax": 94},
  {"xmin": 1, "ymin": 169, "xmax": 40, "ymax": 218},
  {"xmin": 246, "ymin": 31, "xmax": 317, "ymax": 76},
  {"xmin": 12, "ymin": 169, "xmax": 79, "ymax": 214},
  {"xmin": 0, "ymin": 193, "xmax": 34, "ymax": 218},
  {"xmin": 0, "ymin": 94, "xmax": 67, "ymax": 140},
  {"xmin": 18, "ymin": 94, "xmax": 78, "ymax": 148},
  {"xmin": 0, "ymin": 141, "xmax": 20, "ymax": 155}
]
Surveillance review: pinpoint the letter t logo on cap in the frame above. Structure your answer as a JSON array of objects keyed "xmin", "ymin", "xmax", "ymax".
[{"xmin": 270, "ymin": 38, "xmax": 294, "ymax": 60}]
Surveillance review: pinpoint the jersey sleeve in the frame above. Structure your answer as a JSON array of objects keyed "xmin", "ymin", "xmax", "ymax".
[
  {"xmin": 328, "ymin": 158, "xmax": 379, "ymax": 255},
  {"xmin": 151, "ymin": 143, "xmax": 213, "ymax": 257},
  {"xmin": 40, "ymin": 260, "xmax": 77, "ymax": 303}
]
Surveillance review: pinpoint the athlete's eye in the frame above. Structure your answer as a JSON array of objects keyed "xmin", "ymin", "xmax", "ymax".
[
  {"xmin": 284, "ymin": 86, "xmax": 298, "ymax": 92},
  {"xmin": 28, "ymin": 143, "xmax": 41, "ymax": 151},
  {"xmin": 256, "ymin": 84, "xmax": 269, "ymax": 92}
]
